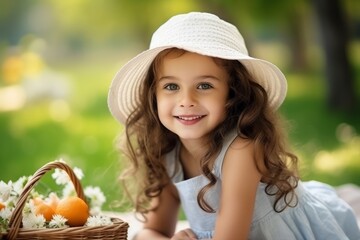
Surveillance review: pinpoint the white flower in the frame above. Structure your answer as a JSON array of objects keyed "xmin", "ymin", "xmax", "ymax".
[
  {"xmin": 84, "ymin": 186, "xmax": 106, "ymax": 209},
  {"xmin": 73, "ymin": 167, "xmax": 84, "ymax": 180},
  {"xmin": 23, "ymin": 201, "xmax": 36, "ymax": 215},
  {"xmin": 52, "ymin": 164, "xmax": 83, "ymax": 185},
  {"xmin": 0, "ymin": 208, "xmax": 12, "ymax": 221},
  {"xmin": 62, "ymin": 183, "xmax": 76, "ymax": 197},
  {"xmin": 48, "ymin": 214, "xmax": 69, "ymax": 228},
  {"xmin": 0, "ymin": 181, "xmax": 12, "ymax": 201},
  {"xmin": 22, "ymin": 213, "xmax": 46, "ymax": 229},
  {"xmin": 89, "ymin": 206, "xmax": 101, "ymax": 216},
  {"xmin": 0, "ymin": 208, "xmax": 11, "ymax": 233},
  {"xmin": 85, "ymin": 215, "xmax": 113, "ymax": 227},
  {"xmin": 52, "ymin": 168, "xmax": 70, "ymax": 185},
  {"xmin": 12, "ymin": 176, "xmax": 28, "ymax": 196},
  {"xmin": 4, "ymin": 195, "xmax": 17, "ymax": 209}
]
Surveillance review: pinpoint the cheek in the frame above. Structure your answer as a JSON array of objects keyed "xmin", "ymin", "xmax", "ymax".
[
  {"xmin": 156, "ymin": 95, "xmax": 170, "ymax": 120},
  {"xmin": 156, "ymin": 94, "xmax": 165, "ymax": 110},
  {"xmin": 207, "ymin": 93, "xmax": 228, "ymax": 119}
]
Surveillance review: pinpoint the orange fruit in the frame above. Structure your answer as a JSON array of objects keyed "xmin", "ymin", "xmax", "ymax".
[
  {"xmin": 55, "ymin": 196, "xmax": 89, "ymax": 227},
  {"xmin": 31, "ymin": 197, "xmax": 55, "ymax": 221},
  {"xmin": 0, "ymin": 202, "xmax": 5, "ymax": 211},
  {"xmin": 34, "ymin": 202, "xmax": 56, "ymax": 221}
]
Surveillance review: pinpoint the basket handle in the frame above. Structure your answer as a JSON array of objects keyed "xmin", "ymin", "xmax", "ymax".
[{"xmin": 6, "ymin": 161, "xmax": 86, "ymax": 240}]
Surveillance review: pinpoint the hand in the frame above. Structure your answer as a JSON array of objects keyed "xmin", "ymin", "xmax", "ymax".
[{"xmin": 171, "ymin": 228, "xmax": 197, "ymax": 240}]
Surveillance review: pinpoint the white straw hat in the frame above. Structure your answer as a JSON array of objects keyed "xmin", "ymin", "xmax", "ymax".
[{"xmin": 108, "ymin": 12, "xmax": 287, "ymax": 124}]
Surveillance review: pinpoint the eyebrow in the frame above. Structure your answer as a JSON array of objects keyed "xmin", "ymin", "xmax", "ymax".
[{"xmin": 157, "ymin": 75, "xmax": 221, "ymax": 82}]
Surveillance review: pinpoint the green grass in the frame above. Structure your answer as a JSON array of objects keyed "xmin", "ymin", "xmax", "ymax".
[
  {"xmin": 0, "ymin": 62, "xmax": 126, "ymax": 211},
  {"xmin": 280, "ymin": 71, "xmax": 360, "ymax": 186},
  {"xmin": 0, "ymin": 57, "xmax": 359, "ymax": 213}
]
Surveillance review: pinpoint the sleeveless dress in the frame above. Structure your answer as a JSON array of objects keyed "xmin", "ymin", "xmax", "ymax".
[{"xmin": 165, "ymin": 131, "xmax": 360, "ymax": 239}]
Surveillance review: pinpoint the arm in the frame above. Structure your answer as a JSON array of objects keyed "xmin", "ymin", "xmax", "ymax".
[
  {"xmin": 134, "ymin": 182, "xmax": 180, "ymax": 240},
  {"xmin": 213, "ymin": 138, "xmax": 262, "ymax": 240}
]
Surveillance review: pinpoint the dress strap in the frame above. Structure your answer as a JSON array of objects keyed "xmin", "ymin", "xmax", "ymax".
[{"xmin": 213, "ymin": 130, "xmax": 238, "ymax": 178}]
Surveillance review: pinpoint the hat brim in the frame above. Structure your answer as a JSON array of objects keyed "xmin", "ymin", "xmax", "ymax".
[{"xmin": 108, "ymin": 46, "xmax": 287, "ymax": 124}]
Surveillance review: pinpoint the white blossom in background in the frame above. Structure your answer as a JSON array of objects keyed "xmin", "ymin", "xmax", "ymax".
[
  {"xmin": 52, "ymin": 159, "xmax": 84, "ymax": 186},
  {"xmin": 22, "ymin": 213, "xmax": 46, "ymax": 229},
  {"xmin": 49, "ymin": 214, "xmax": 68, "ymax": 228},
  {"xmin": 0, "ymin": 177, "xmax": 31, "ymax": 210},
  {"xmin": 84, "ymin": 186, "xmax": 106, "ymax": 210},
  {"xmin": 23, "ymin": 201, "xmax": 36, "ymax": 216},
  {"xmin": 12, "ymin": 176, "xmax": 29, "ymax": 196},
  {"xmin": 85, "ymin": 215, "xmax": 113, "ymax": 227},
  {"xmin": 52, "ymin": 168, "xmax": 69, "ymax": 185},
  {"xmin": 0, "ymin": 208, "xmax": 12, "ymax": 222},
  {"xmin": 62, "ymin": 182, "xmax": 76, "ymax": 197},
  {"xmin": 0, "ymin": 208, "xmax": 12, "ymax": 233},
  {"xmin": 73, "ymin": 167, "xmax": 84, "ymax": 180},
  {"xmin": 0, "ymin": 181, "xmax": 12, "ymax": 201},
  {"xmin": 89, "ymin": 206, "xmax": 101, "ymax": 216}
]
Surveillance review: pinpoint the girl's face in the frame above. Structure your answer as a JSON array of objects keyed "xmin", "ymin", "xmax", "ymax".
[{"xmin": 155, "ymin": 51, "xmax": 229, "ymax": 141}]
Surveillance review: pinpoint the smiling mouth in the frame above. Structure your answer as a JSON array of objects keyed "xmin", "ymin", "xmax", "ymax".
[{"xmin": 175, "ymin": 115, "xmax": 205, "ymax": 121}]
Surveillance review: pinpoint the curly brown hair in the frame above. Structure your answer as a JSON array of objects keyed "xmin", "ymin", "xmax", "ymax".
[{"xmin": 118, "ymin": 48, "xmax": 299, "ymax": 216}]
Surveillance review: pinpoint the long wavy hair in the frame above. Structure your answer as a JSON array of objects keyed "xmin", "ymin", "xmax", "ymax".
[{"xmin": 118, "ymin": 48, "xmax": 299, "ymax": 217}]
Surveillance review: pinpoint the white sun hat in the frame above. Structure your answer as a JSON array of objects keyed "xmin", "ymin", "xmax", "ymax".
[{"xmin": 108, "ymin": 12, "xmax": 287, "ymax": 124}]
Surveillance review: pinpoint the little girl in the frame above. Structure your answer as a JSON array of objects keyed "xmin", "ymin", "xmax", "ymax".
[{"xmin": 108, "ymin": 12, "xmax": 360, "ymax": 239}]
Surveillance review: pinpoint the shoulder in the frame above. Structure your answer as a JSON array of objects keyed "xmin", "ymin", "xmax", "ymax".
[
  {"xmin": 215, "ymin": 132, "xmax": 256, "ymax": 175},
  {"xmin": 222, "ymin": 137, "xmax": 261, "ymax": 182},
  {"xmin": 224, "ymin": 137, "xmax": 256, "ymax": 165},
  {"xmin": 228, "ymin": 136, "xmax": 254, "ymax": 152}
]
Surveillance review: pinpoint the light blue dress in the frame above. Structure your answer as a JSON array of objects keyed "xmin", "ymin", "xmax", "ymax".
[{"xmin": 165, "ymin": 131, "xmax": 360, "ymax": 239}]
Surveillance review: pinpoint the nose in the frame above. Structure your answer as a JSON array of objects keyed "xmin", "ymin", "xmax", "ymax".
[{"xmin": 179, "ymin": 89, "xmax": 196, "ymax": 107}]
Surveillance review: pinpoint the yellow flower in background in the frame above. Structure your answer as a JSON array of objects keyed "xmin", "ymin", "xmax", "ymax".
[
  {"xmin": 1, "ymin": 51, "xmax": 45, "ymax": 85},
  {"xmin": 1, "ymin": 56, "xmax": 24, "ymax": 84}
]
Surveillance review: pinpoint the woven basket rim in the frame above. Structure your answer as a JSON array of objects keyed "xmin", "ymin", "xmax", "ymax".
[{"xmin": 3, "ymin": 217, "xmax": 129, "ymax": 236}]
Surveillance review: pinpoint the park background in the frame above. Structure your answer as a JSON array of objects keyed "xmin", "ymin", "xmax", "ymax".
[{"xmin": 0, "ymin": 0, "xmax": 359, "ymax": 212}]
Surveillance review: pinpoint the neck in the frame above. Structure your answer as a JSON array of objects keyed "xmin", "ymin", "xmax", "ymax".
[
  {"xmin": 180, "ymin": 138, "xmax": 208, "ymax": 160},
  {"xmin": 178, "ymin": 138, "xmax": 210, "ymax": 179}
]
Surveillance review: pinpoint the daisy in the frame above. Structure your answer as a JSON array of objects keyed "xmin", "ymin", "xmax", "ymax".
[
  {"xmin": 52, "ymin": 168, "xmax": 70, "ymax": 185},
  {"xmin": 12, "ymin": 176, "xmax": 28, "ymax": 196},
  {"xmin": 48, "ymin": 214, "xmax": 68, "ymax": 228},
  {"xmin": 22, "ymin": 213, "xmax": 46, "ymax": 229},
  {"xmin": 52, "ymin": 160, "xmax": 84, "ymax": 185},
  {"xmin": 0, "ymin": 181, "xmax": 12, "ymax": 201},
  {"xmin": 84, "ymin": 186, "xmax": 106, "ymax": 209},
  {"xmin": 62, "ymin": 182, "xmax": 76, "ymax": 197},
  {"xmin": 85, "ymin": 215, "xmax": 113, "ymax": 227},
  {"xmin": 0, "ymin": 208, "xmax": 12, "ymax": 222}
]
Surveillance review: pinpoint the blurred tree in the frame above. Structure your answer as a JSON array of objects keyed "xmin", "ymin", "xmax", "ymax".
[
  {"xmin": 312, "ymin": 0, "xmax": 357, "ymax": 112},
  {"xmin": 197, "ymin": 0, "xmax": 310, "ymax": 70},
  {"xmin": 200, "ymin": 0, "xmax": 358, "ymax": 113},
  {"xmin": 0, "ymin": 1, "xmax": 33, "ymax": 45}
]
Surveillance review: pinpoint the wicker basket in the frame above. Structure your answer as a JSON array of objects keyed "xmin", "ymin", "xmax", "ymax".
[{"xmin": 2, "ymin": 161, "xmax": 129, "ymax": 240}]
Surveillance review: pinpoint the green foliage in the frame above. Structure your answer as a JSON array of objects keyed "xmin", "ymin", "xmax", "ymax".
[
  {"xmin": 280, "ymin": 71, "xmax": 360, "ymax": 186},
  {"xmin": 0, "ymin": 61, "xmax": 125, "ymax": 211}
]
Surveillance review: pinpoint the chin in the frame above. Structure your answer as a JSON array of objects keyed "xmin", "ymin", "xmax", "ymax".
[{"xmin": 176, "ymin": 131, "xmax": 209, "ymax": 141}]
